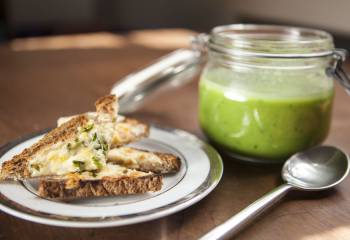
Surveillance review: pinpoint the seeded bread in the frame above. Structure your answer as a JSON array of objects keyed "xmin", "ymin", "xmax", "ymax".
[
  {"xmin": 36, "ymin": 146, "xmax": 179, "ymax": 200},
  {"xmin": 38, "ymin": 174, "xmax": 162, "ymax": 200}
]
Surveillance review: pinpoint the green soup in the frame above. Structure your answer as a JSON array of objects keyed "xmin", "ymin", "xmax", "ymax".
[{"xmin": 199, "ymin": 70, "xmax": 334, "ymax": 161}]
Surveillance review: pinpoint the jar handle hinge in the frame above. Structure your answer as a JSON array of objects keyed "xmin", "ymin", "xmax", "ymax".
[
  {"xmin": 110, "ymin": 33, "xmax": 208, "ymax": 114},
  {"xmin": 328, "ymin": 48, "xmax": 350, "ymax": 94}
]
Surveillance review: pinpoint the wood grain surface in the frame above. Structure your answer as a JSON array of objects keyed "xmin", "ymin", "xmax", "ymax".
[{"xmin": 0, "ymin": 31, "xmax": 350, "ymax": 240}]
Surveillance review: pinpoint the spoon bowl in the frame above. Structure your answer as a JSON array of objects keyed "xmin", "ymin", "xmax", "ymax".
[{"xmin": 282, "ymin": 146, "xmax": 350, "ymax": 191}]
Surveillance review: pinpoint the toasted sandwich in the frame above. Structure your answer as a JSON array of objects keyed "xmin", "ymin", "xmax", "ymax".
[
  {"xmin": 0, "ymin": 94, "xmax": 181, "ymax": 199},
  {"xmin": 0, "ymin": 95, "xmax": 149, "ymax": 181}
]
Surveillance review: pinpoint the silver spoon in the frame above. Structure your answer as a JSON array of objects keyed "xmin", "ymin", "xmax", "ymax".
[{"xmin": 201, "ymin": 145, "xmax": 350, "ymax": 240}]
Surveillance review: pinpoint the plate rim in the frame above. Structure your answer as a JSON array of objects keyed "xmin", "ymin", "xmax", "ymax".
[{"xmin": 0, "ymin": 125, "xmax": 223, "ymax": 228}]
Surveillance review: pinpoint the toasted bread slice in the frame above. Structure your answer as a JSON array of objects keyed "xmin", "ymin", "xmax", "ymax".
[
  {"xmin": 107, "ymin": 147, "xmax": 181, "ymax": 174},
  {"xmin": 0, "ymin": 95, "xmax": 149, "ymax": 181},
  {"xmin": 38, "ymin": 164, "xmax": 162, "ymax": 200},
  {"xmin": 36, "ymin": 147, "xmax": 179, "ymax": 199}
]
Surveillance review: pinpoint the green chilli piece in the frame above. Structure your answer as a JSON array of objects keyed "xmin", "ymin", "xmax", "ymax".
[
  {"xmin": 92, "ymin": 133, "xmax": 97, "ymax": 141},
  {"xmin": 73, "ymin": 160, "xmax": 85, "ymax": 171},
  {"xmin": 92, "ymin": 156, "xmax": 103, "ymax": 170},
  {"xmin": 82, "ymin": 123, "xmax": 94, "ymax": 132},
  {"xmin": 66, "ymin": 143, "xmax": 72, "ymax": 150},
  {"xmin": 90, "ymin": 170, "xmax": 98, "ymax": 177},
  {"xmin": 67, "ymin": 141, "xmax": 82, "ymax": 151},
  {"xmin": 31, "ymin": 164, "xmax": 41, "ymax": 171}
]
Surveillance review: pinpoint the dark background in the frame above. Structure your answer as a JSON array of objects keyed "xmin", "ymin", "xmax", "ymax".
[{"xmin": 0, "ymin": 0, "xmax": 350, "ymax": 48}]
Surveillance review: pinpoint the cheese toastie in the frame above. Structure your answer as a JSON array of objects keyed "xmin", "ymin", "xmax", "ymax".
[{"xmin": 0, "ymin": 94, "xmax": 180, "ymax": 200}]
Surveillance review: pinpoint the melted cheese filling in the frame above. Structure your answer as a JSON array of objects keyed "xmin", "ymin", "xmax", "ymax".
[
  {"xmin": 107, "ymin": 147, "xmax": 162, "ymax": 167},
  {"xmin": 78, "ymin": 164, "xmax": 149, "ymax": 180},
  {"xmin": 28, "ymin": 113, "xmax": 148, "ymax": 178},
  {"xmin": 29, "ymin": 114, "xmax": 115, "ymax": 177},
  {"xmin": 29, "ymin": 142, "xmax": 102, "ymax": 177}
]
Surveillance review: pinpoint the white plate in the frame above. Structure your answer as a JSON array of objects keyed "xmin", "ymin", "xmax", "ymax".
[{"xmin": 0, "ymin": 126, "xmax": 223, "ymax": 228}]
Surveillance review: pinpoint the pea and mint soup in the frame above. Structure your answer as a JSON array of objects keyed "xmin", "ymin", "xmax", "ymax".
[{"xmin": 199, "ymin": 68, "xmax": 334, "ymax": 160}]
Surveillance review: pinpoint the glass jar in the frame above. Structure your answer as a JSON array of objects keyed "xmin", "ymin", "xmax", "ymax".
[
  {"xmin": 199, "ymin": 25, "xmax": 337, "ymax": 163},
  {"xmin": 111, "ymin": 24, "xmax": 350, "ymax": 163}
]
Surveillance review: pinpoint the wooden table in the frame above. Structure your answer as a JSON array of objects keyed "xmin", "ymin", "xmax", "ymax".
[{"xmin": 0, "ymin": 31, "xmax": 350, "ymax": 240}]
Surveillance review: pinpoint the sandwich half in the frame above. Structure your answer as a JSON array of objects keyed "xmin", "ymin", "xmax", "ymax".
[
  {"xmin": 36, "ymin": 147, "xmax": 181, "ymax": 200},
  {"xmin": 37, "ymin": 164, "xmax": 162, "ymax": 200}
]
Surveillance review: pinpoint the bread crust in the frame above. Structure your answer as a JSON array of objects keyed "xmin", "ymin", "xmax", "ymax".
[
  {"xmin": 38, "ymin": 175, "xmax": 163, "ymax": 200},
  {"xmin": 150, "ymin": 151, "xmax": 181, "ymax": 174},
  {"xmin": 95, "ymin": 94, "xmax": 117, "ymax": 114}
]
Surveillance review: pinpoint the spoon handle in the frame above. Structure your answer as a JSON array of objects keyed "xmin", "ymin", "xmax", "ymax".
[{"xmin": 200, "ymin": 183, "xmax": 293, "ymax": 240}]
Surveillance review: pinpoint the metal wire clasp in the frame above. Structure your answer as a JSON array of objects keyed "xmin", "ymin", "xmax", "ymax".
[
  {"xmin": 190, "ymin": 33, "xmax": 209, "ymax": 54},
  {"xmin": 328, "ymin": 48, "xmax": 350, "ymax": 94}
]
